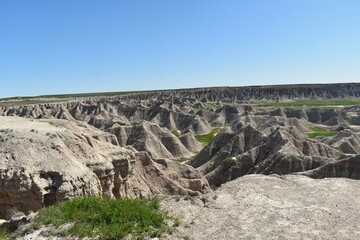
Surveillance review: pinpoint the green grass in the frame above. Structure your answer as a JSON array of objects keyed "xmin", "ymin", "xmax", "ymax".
[
  {"xmin": 206, "ymin": 102, "xmax": 219, "ymax": 107},
  {"xmin": 195, "ymin": 128, "xmax": 219, "ymax": 145},
  {"xmin": 252, "ymin": 98, "xmax": 360, "ymax": 109},
  {"xmin": 0, "ymin": 227, "xmax": 8, "ymax": 240},
  {"xmin": 31, "ymin": 196, "xmax": 171, "ymax": 240},
  {"xmin": 176, "ymin": 157, "xmax": 189, "ymax": 163},
  {"xmin": 305, "ymin": 126, "xmax": 337, "ymax": 139},
  {"xmin": 170, "ymin": 130, "xmax": 181, "ymax": 138}
]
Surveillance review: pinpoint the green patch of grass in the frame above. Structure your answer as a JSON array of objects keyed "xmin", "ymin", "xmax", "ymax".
[
  {"xmin": 173, "ymin": 218, "xmax": 181, "ymax": 227},
  {"xmin": 305, "ymin": 126, "xmax": 337, "ymax": 139},
  {"xmin": 206, "ymin": 102, "xmax": 220, "ymax": 108},
  {"xmin": 195, "ymin": 102, "xmax": 220, "ymax": 112},
  {"xmin": 31, "ymin": 196, "xmax": 171, "ymax": 240},
  {"xmin": 252, "ymin": 98, "xmax": 360, "ymax": 109},
  {"xmin": 175, "ymin": 151, "xmax": 200, "ymax": 163},
  {"xmin": 309, "ymin": 126, "xmax": 327, "ymax": 132},
  {"xmin": 195, "ymin": 128, "xmax": 219, "ymax": 145},
  {"xmin": 176, "ymin": 157, "xmax": 189, "ymax": 163},
  {"xmin": 306, "ymin": 131, "xmax": 337, "ymax": 138},
  {"xmin": 0, "ymin": 227, "xmax": 8, "ymax": 240},
  {"xmin": 170, "ymin": 130, "xmax": 181, "ymax": 138},
  {"xmin": 113, "ymin": 121, "xmax": 127, "ymax": 126}
]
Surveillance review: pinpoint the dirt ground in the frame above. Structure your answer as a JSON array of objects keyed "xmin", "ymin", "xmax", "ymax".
[{"xmin": 161, "ymin": 174, "xmax": 360, "ymax": 240}]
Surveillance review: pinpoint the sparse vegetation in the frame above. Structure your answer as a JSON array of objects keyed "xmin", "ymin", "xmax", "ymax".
[
  {"xmin": 173, "ymin": 218, "xmax": 181, "ymax": 227},
  {"xmin": 183, "ymin": 195, "xmax": 196, "ymax": 205},
  {"xmin": 176, "ymin": 151, "xmax": 200, "ymax": 163},
  {"xmin": 114, "ymin": 121, "xmax": 127, "ymax": 126},
  {"xmin": 195, "ymin": 102, "xmax": 220, "ymax": 111},
  {"xmin": 0, "ymin": 227, "xmax": 8, "ymax": 240},
  {"xmin": 225, "ymin": 156, "xmax": 236, "ymax": 161},
  {"xmin": 206, "ymin": 102, "xmax": 219, "ymax": 108},
  {"xmin": 176, "ymin": 157, "xmax": 189, "ymax": 163},
  {"xmin": 195, "ymin": 128, "xmax": 219, "ymax": 145},
  {"xmin": 0, "ymin": 89, "xmax": 173, "ymax": 107},
  {"xmin": 171, "ymin": 130, "xmax": 181, "ymax": 137},
  {"xmin": 252, "ymin": 98, "xmax": 360, "ymax": 109},
  {"xmin": 305, "ymin": 126, "xmax": 337, "ymax": 138},
  {"xmin": 29, "ymin": 196, "xmax": 171, "ymax": 240}
]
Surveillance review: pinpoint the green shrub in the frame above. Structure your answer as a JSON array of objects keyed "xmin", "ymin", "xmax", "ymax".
[
  {"xmin": 173, "ymin": 218, "xmax": 181, "ymax": 227},
  {"xmin": 32, "ymin": 196, "xmax": 170, "ymax": 240}
]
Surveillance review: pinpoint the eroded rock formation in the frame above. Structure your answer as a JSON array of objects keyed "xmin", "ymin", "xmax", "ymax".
[
  {"xmin": 0, "ymin": 117, "xmax": 209, "ymax": 219},
  {"xmin": 2, "ymin": 83, "xmax": 360, "ymax": 219}
]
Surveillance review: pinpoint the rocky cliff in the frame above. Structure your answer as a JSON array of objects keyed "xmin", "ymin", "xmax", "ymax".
[{"xmin": 0, "ymin": 117, "xmax": 210, "ymax": 219}]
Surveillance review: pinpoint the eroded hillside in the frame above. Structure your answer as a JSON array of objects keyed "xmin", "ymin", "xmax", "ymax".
[{"xmin": 1, "ymin": 83, "xmax": 360, "ymax": 238}]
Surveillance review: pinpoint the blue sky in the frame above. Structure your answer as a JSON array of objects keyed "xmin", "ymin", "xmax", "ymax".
[{"xmin": 1, "ymin": 0, "xmax": 359, "ymax": 98}]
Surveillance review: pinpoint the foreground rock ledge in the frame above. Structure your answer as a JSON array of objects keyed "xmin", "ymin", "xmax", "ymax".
[
  {"xmin": 163, "ymin": 174, "xmax": 360, "ymax": 240},
  {"xmin": 0, "ymin": 116, "xmax": 210, "ymax": 220}
]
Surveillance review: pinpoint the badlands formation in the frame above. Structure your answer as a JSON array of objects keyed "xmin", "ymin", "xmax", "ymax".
[{"xmin": 1, "ymin": 83, "xmax": 360, "ymax": 239}]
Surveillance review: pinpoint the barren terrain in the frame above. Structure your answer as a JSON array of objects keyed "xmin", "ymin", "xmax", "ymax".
[
  {"xmin": 1, "ymin": 83, "xmax": 360, "ymax": 239},
  {"xmin": 163, "ymin": 174, "xmax": 360, "ymax": 240}
]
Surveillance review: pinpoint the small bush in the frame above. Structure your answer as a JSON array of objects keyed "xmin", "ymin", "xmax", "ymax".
[
  {"xmin": 173, "ymin": 218, "xmax": 181, "ymax": 227},
  {"xmin": 32, "ymin": 196, "xmax": 170, "ymax": 240}
]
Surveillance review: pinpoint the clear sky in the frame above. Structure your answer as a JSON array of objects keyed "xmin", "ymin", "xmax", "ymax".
[{"xmin": 1, "ymin": 0, "xmax": 359, "ymax": 98}]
